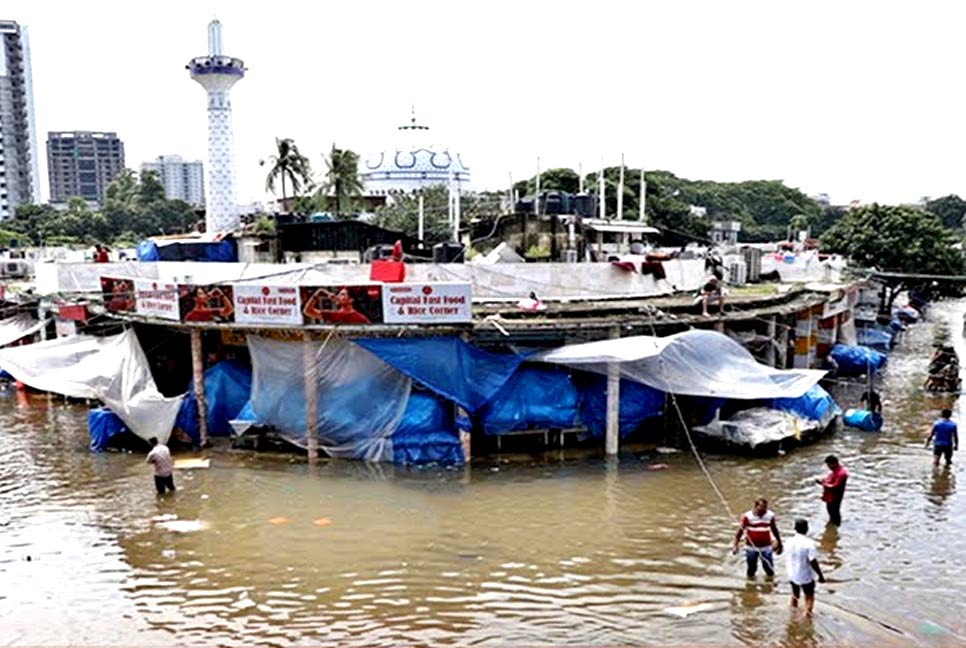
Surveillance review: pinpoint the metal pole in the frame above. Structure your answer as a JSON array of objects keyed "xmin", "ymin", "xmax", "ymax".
[
  {"xmin": 639, "ymin": 167, "xmax": 647, "ymax": 223},
  {"xmin": 535, "ymin": 156, "xmax": 541, "ymax": 217},
  {"xmin": 417, "ymin": 192, "xmax": 425, "ymax": 241},
  {"xmin": 303, "ymin": 331, "xmax": 319, "ymax": 464},
  {"xmin": 605, "ymin": 325, "xmax": 621, "ymax": 456},
  {"xmin": 578, "ymin": 162, "xmax": 584, "ymax": 194},
  {"xmin": 766, "ymin": 317, "xmax": 777, "ymax": 367},
  {"xmin": 616, "ymin": 153, "xmax": 624, "ymax": 220},
  {"xmin": 190, "ymin": 328, "xmax": 208, "ymax": 447},
  {"xmin": 598, "ymin": 161, "xmax": 606, "ymax": 220},
  {"xmin": 453, "ymin": 181, "xmax": 461, "ymax": 244}
]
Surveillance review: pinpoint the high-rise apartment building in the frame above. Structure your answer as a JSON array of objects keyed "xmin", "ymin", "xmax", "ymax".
[
  {"xmin": 47, "ymin": 131, "xmax": 125, "ymax": 204},
  {"xmin": 0, "ymin": 20, "xmax": 41, "ymax": 219},
  {"xmin": 140, "ymin": 155, "xmax": 205, "ymax": 207}
]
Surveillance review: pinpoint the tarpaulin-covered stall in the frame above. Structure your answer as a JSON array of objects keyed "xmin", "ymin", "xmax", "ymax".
[
  {"xmin": 88, "ymin": 407, "xmax": 128, "ymax": 451},
  {"xmin": 535, "ymin": 330, "xmax": 825, "ymax": 400},
  {"xmin": 574, "ymin": 374, "xmax": 665, "ymax": 439},
  {"xmin": 392, "ymin": 392, "xmax": 462, "ymax": 465},
  {"xmin": 0, "ymin": 330, "xmax": 183, "ymax": 443},
  {"xmin": 137, "ymin": 237, "xmax": 237, "ymax": 262},
  {"xmin": 829, "ymin": 343, "xmax": 887, "ymax": 377},
  {"xmin": 0, "ymin": 313, "xmax": 45, "ymax": 348},
  {"xmin": 477, "ymin": 367, "xmax": 579, "ymax": 435},
  {"xmin": 247, "ymin": 336, "xmax": 412, "ymax": 462},
  {"xmin": 176, "ymin": 359, "xmax": 253, "ymax": 444}
]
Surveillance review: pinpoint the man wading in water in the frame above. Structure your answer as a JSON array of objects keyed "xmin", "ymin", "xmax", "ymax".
[
  {"xmin": 146, "ymin": 437, "xmax": 176, "ymax": 495},
  {"xmin": 732, "ymin": 497, "xmax": 783, "ymax": 578},
  {"xmin": 785, "ymin": 518, "xmax": 825, "ymax": 617}
]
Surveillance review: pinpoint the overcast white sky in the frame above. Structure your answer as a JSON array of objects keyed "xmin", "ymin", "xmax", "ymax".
[{"xmin": 12, "ymin": 1, "xmax": 966, "ymax": 206}]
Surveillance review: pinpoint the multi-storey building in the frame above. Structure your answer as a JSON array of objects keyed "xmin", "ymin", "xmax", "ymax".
[
  {"xmin": 0, "ymin": 20, "xmax": 41, "ymax": 219},
  {"xmin": 47, "ymin": 131, "xmax": 125, "ymax": 204},
  {"xmin": 141, "ymin": 155, "xmax": 205, "ymax": 207}
]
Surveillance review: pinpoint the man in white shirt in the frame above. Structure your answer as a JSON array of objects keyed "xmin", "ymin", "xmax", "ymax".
[
  {"xmin": 784, "ymin": 518, "xmax": 825, "ymax": 616},
  {"xmin": 146, "ymin": 437, "xmax": 176, "ymax": 495}
]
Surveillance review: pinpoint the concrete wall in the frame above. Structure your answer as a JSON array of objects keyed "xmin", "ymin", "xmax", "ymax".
[{"xmin": 36, "ymin": 258, "xmax": 707, "ymax": 302}]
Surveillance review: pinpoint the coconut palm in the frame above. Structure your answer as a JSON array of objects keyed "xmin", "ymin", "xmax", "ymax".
[
  {"xmin": 263, "ymin": 138, "xmax": 312, "ymax": 211},
  {"xmin": 320, "ymin": 144, "xmax": 364, "ymax": 218}
]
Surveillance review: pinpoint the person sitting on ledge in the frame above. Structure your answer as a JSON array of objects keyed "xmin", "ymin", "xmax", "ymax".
[{"xmin": 699, "ymin": 275, "xmax": 726, "ymax": 317}]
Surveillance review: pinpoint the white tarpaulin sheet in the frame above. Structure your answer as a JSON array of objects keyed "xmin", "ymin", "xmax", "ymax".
[
  {"xmin": 535, "ymin": 329, "xmax": 825, "ymax": 399},
  {"xmin": 0, "ymin": 330, "xmax": 183, "ymax": 443},
  {"xmin": 0, "ymin": 313, "xmax": 45, "ymax": 348},
  {"xmin": 692, "ymin": 408, "xmax": 819, "ymax": 448}
]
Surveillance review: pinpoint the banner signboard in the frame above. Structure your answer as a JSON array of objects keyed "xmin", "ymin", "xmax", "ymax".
[
  {"xmin": 382, "ymin": 282, "xmax": 472, "ymax": 324},
  {"xmin": 299, "ymin": 284, "xmax": 383, "ymax": 325},
  {"xmin": 233, "ymin": 284, "xmax": 302, "ymax": 326},
  {"xmin": 178, "ymin": 284, "xmax": 235, "ymax": 323},
  {"xmin": 133, "ymin": 279, "xmax": 180, "ymax": 321}
]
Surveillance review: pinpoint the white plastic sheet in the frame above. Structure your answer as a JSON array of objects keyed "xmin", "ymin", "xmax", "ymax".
[
  {"xmin": 692, "ymin": 407, "xmax": 818, "ymax": 448},
  {"xmin": 247, "ymin": 336, "xmax": 411, "ymax": 461},
  {"xmin": 0, "ymin": 313, "xmax": 44, "ymax": 348},
  {"xmin": 0, "ymin": 330, "xmax": 183, "ymax": 443},
  {"xmin": 535, "ymin": 329, "xmax": 825, "ymax": 399}
]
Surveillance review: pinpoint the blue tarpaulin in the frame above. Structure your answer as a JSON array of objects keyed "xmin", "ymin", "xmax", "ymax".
[
  {"xmin": 88, "ymin": 407, "xmax": 128, "ymax": 451},
  {"xmin": 829, "ymin": 343, "xmax": 887, "ymax": 377},
  {"xmin": 856, "ymin": 328, "xmax": 893, "ymax": 353},
  {"xmin": 176, "ymin": 359, "xmax": 252, "ymax": 444},
  {"xmin": 391, "ymin": 392, "xmax": 464, "ymax": 465},
  {"xmin": 137, "ymin": 238, "xmax": 237, "ymax": 262},
  {"xmin": 576, "ymin": 374, "xmax": 665, "ymax": 439},
  {"xmin": 354, "ymin": 337, "xmax": 523, "ymax": 413},
  {"xmin": 772, "ymin": 384, "xmax": 841, "ymax": 422},
  {"xmin": 478, "ymin": 367, "xmax": 579, "ymax": 435}
]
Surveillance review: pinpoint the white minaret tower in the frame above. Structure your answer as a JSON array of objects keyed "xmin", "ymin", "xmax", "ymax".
[{"xmin": 187, "ymin": 19, "xmax": 245, "ymax": 233}]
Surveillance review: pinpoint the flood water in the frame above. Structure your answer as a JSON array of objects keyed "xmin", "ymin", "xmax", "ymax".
[{"xmin": 2, "ymin": 304, "xmax": 966, "ymax": 646}]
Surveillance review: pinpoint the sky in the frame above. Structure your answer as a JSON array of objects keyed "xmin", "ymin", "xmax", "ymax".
[{"xmin": 10, "ymin": 1, "xmax": 966, "ymax": 207}]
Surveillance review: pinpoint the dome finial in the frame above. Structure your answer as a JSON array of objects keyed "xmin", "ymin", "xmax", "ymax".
[
  {"xmin": 411, "ymin": 104, "xmax": 416, "ymax": 126},
  {"xmin": 399, "ymin": 106, "xmax": 429, "ymax": 131}
]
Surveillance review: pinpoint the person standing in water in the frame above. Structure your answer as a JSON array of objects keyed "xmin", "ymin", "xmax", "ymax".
[
  {"xmin": 816, "ymin": 455, "xmax": 848, "ymax": 526},
  {"xmin": 785, "ymin": 518, "xmax": 825, "ymax": 616},
  {"xmin": 925, "ymin": 409, "xmax": 958, "ymax": 468},
  {"xmin": 146, "ymin": 437, "xmax": 176, "ymax": 495},
  {"xmin": 732, "ymin": 497, "xmax": 783, "ymax": 578}
]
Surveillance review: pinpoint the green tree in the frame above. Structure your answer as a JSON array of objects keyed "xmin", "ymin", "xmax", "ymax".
[
  {"xmin": 373, "ymin": 185, "xmax": 451, "ymax": 242},
  {"xmin": 822, "ymin": 203, "xmax": 966, "ymax": 305},
  {"xmin": 321, "ymin": 145, "xmax": 364, "ymax": 218},
  {"xmin": 513, "ymin": 167, "xmax": 581, "ymax": 196},
  {"xmin": 264, "ymin": 138, "xmax": 312, "ymax": 209},
  {"xmin": 925, "ymin": 195, "xmax": 966, "ymax": 231}
]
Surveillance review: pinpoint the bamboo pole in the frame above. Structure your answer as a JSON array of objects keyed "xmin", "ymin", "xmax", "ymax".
[
  {"xmin": 303, "ymin": 331, "xmax": 319, "ymax": 464},
  {"xmin": 190, "ymin": 328, "xmax": 208, "ymax": 447}
]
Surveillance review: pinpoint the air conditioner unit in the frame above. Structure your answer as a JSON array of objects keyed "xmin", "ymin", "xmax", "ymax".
[{"xmin": 727, "ymin": 259, "xmax": 747, "ymax": 286}]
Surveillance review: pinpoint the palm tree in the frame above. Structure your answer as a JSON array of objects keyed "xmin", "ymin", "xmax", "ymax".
[
  {"xmin": 320, "ymin": 144, "xmax": 364, "ymax": 218},
  {"xmin": 264, "ymin": 138, "xmax": 312, "ymax": 212}
]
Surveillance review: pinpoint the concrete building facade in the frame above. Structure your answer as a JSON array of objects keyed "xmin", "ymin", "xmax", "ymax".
[
  {"xmin": 141, "ymin": 155, "xmax": 205, "ymax": 207},
  {"xmin": 0, "ymin": 20, "xmax": 41, "ymax": 219},
  {"xmin": 47, "ymin": 131, "xmax": 125, "ymax": 204}
]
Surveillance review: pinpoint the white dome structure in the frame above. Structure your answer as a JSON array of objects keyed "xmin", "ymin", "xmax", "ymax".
[{"xmin": 360, "ymin": 112, "xmax": 470, "ymax": 196}]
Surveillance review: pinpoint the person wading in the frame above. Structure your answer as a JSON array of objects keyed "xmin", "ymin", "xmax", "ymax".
[
  {"xmin": 925, "ymin": 408, "xmax": 959, "ymax": 468},
  {"xmin": 146, "ymin": 437, "xmax": 176, "ymax": 495},
  {"xmin": 785, "ymin": 518, "xmax": 825, "ymax": 617},
  {"xmin": 732, "ymin": 497, "xmax": 783, "ymax": 578},
  {"xmin": 816, "ymin": 455, "xmax": 848, "ymax": 526}
]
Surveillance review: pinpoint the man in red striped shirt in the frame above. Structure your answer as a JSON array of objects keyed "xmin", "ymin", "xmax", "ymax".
[{"xmin": 732, "ymin": 498, "xmax": 783, "ymax": 578}]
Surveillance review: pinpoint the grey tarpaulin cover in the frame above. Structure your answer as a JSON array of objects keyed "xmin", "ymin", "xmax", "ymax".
[
  {"xmin": 0, "ymin": 313, "xmax": 45, "ymax": 348},
  {"xmin": 0, "ymin": 330, "xmax": 183, "ymax": 443},
  {"xmin": 534, "ymin": 329, "xmax": 825, "ymax": 399}
]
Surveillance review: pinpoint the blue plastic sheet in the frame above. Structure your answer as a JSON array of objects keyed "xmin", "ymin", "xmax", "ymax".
[
  {"xmin": 136, "ymin": 238, "xmax": 237, "ymax": 262},
  {"xmin": 843, "ymin": 408, "xmax": 883, "ymax": 432},
  {"xmin": 576, "ymin": 374, "xmax": 664, "ymax": 439},
  {"xmin": 478, "ymin": 367, "xmax": 579, "ymax": 435},
  {"xmin": 392, "ymin": 392, "xmax": 464, "ymax": 465},
  {"xmin": 176, "ymin": 360, "xmax": 252, "ymax": 443},
  {"xmin": 355, "ymin": 337, "xmax": 523, "ymax": 413},
  {"xmin": 829, "ymin": 343, "xmax": 887, "ymax": 377},
  {"xmin": 856, "ymin": 328, "xmax": 893, "ymax": 353},
  {"xmin": 88, "ymin": 407, "xmax": 128, "ymax": 451},
  {"xmin": 772, "ymin": 384, "xmax": 841, "ymax": 422}
]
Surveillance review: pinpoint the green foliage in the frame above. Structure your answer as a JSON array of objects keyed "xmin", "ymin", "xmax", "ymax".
[
  {"xmin": 925, "ymin": 195, "xmax": 966, "ymax": 231},
  {"xmin": 320, "ymin": 145, "xmax": 364, "ymax": 218},
  {"xmin": 8, "ymin": 170, "xmax": 197, "ymax": 247},
  {"xmin": 514, "ymin": 168, "xmax": 581, "ymax": 195},
  {"xmin": 264, "ymin": 137, "xmax": 313, "ymax": 206},
  {"xmin": 252, "ymin": 216, "xmax": 276, "ymax": 235},
  {"xmin": 372, "ymin": 186, "xmax": 503, "ymax": 243},
  {"xmin": 821, "ymin": 203, "xmax": 966, "ymax": 275}
]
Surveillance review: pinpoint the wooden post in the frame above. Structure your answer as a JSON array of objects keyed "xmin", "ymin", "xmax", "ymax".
[
  {"xmin": 605, "ymin": 325, "xmax": 621, "ymax": 456},
  {"xmin": 190, "ymin": 328, "xmax": 208, "ymax": 447},
  {"xmin": 765, "ymin": 317, "xmax": 777, "ymax": 368},
  {"xmin": 303, "ymin": 331, "xmax": 319, "ymax": 464},
  {"xmin": 777, "ymin": 318, "xmax": 789, "ymax": 369}
]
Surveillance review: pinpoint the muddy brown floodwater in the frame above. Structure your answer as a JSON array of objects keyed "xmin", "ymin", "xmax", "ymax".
[{"xmin": 2, "ymin": 303, "xmax": 966, "ymax": 646}]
